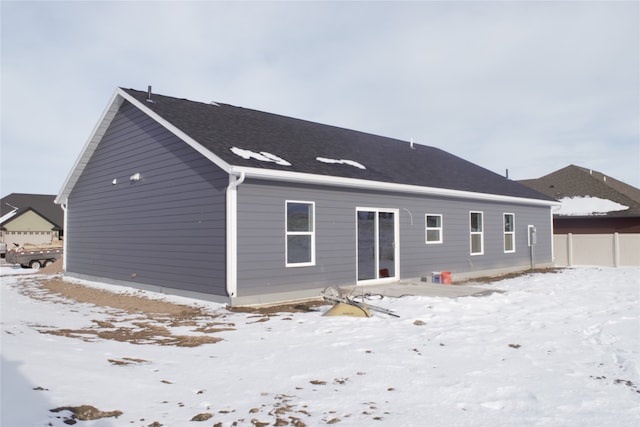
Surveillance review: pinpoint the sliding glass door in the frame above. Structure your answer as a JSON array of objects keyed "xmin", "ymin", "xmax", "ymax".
[{"xmin": 357, "ymin": 208, "xmax": 398, "ymax": 282}]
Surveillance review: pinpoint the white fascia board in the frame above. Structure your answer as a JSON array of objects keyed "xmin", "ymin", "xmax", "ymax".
[
  {"xmin": 56, "ymin": 89, "xmax": 124, "ymax": 205},
  {"xmin": 229, "ymin": 166, "xmax": 561, "ymax": 207},
  {"xmin": 118, "ymin": 89, "xmax": 231, "ymax": 174},
  {"xmin": 55, "ymin": 88, "xmax": 232, "ymax": 205},
  {"xmin": 0, "ymin": 209, "xmax": 18, "ymax": 225}
]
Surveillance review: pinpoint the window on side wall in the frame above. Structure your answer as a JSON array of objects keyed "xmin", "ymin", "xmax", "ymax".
[
  {"xmin": 504, "ymin": 213, "xmax": 515, "ymax": 253},
  {"xmin": 286, "ymin": 201, "xmax": 315, "ymax": 267},
  {"xmin": 470, "ymin": 211, "xmax": 484, "ymax": 255},
  {"xmin": 425, "ymin": 214, "xmax": 443, "ymax": 244}
]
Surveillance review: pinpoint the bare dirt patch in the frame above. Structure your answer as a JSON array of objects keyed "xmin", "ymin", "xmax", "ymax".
[
  {"xmin": 15, "ymin": 276, "xmax": 332, "ymax": 348},
  {"xmin": 39, "ymin": 320, "xmax": 227, "ymax": 347},
  {"xmin": 50, "ymin": 405, "xmax": 123, "ymax": 424},
  {"xmin": 227, "ymin": 300, "xmax": 328, "ymax": 316},
  {"xmin": 460, "ymin": 267, "xmax": 564, "ymax": 284},
  {"xmin": 38, "ymin": 256, "xmax": 64, "ymax": 275},
  {"xmin": 20, "ymin": 277, "xmax": 235, "ymax": 347},
  {"xmin": 107, "ymin": 357, "xmax": 149, "ymax": 366},
  {"xmin": 40, "ymin": 278, "xmax": 202, "ymax": 316}
]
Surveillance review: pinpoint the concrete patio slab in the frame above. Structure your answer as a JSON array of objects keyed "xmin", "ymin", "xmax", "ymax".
[{"xmin": 341, "ymin": 281, "xmax": 501, "ymax": 299}]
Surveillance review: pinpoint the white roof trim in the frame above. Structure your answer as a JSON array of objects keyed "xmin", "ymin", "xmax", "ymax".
[
  {"xmin": 229, "ymin": 166, "xmax": 560, "ymax": 207},
  {"xmin": 0, "ymin": 209, "xmax": 18, "ymax": 224},
  {"xmin": 56, "ymin": 88, "xmax": 231, "ymax": 204},
  {"xmin": 56, "ymin": 89, "xmax": 123, "ymax": 204},
  {"xmin": 118, "ymin": 89, "xmax": 231, "ymax": 173}
]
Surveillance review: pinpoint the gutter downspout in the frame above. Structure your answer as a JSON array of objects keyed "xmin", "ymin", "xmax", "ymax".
[
  {"xmin": 61, "ymin": 201, "xmax": 68, "ymax": 272},
  {"xmin": 226, "ymin": 172, "xmax": 245, "ymax": 300}
]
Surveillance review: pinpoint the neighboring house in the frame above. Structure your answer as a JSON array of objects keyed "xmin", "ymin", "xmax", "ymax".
[
  {"xmin": 1, "ymin": 193, "xmax": 64, "ymax": 254},
  {"xmin": 56, "ymin": 87, "xmax": 558, "ymax": 306},
  {"xmin": 520, "ymin": 165, "xmax": 640, "ymax": 267}
]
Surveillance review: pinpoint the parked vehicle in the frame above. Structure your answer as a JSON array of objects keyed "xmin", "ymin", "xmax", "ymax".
[{"xmin": 5, "ymin": 244, "xmax": 63, "ymax": 269}]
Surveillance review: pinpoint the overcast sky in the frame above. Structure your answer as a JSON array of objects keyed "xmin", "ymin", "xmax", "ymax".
[{"xmin": 2, "ymin": 1, "xmax": 639, "ymax": 197}]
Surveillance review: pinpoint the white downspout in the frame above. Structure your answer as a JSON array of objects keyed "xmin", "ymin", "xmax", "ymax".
[
  {"xmin": 61, "ymin": 201, "xmax": 68, "ymax": 272},
  {"xmin": 226, "ymin": 172, "xmax": 245, "ymax": 299}
]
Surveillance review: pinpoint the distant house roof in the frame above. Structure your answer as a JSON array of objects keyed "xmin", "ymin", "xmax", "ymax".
[
  {"xmin": 0, "ymin": 193, "xmax": 64, "ymax": 229},
  {"xmin": 519, "ymin": 165, "xmax": 640, "ymax": 217},
  {"xmin": 58, "ymin": 87, "xmax": 555, "ymax": 205}
]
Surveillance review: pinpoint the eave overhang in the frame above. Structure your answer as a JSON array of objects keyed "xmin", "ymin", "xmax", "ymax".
[{"xmin": 229, "ymin": 166, "xmax": 561, "ymax": 207}]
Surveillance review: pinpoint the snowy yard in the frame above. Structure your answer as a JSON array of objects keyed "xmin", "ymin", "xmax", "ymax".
[{"xmin": 1, "ymin": 266, "xmax": 638, "ymax": 427}]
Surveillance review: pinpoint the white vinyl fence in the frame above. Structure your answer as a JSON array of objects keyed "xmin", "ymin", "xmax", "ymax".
[{"xmin": 554, "ymin": 233, "xmax": 640, "ymax": 267}]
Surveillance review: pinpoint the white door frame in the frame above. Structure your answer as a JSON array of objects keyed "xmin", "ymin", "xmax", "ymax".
[{"xmin": 355, "ymin": 207, "xmax": 400, "ymax": 285}]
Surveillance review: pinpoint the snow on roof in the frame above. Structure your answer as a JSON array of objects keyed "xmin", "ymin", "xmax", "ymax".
[
  {"xmin": 230, "ymin": 147, "xmax": 291, "ymax": 166},
  {"xmin": 316, "ymin": 157, "xmax": 366, "ymax": 170},
  {"xmin": 557, "ymin": 196, "xmax": 629, "ymax": 216}
]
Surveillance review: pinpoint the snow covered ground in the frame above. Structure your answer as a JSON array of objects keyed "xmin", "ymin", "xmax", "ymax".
[{"xmin": 1, "ymin": 266, "xmax": 639, "ymax": 427}]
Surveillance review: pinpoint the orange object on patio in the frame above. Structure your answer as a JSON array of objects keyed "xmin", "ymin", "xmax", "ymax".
[{"xmin": 441, "ymin": 271, "xmax": 452, "ymax": 285}]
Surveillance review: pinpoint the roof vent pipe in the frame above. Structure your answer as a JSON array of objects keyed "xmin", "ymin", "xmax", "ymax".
[{"xmin": 146, "ymin": 85, "xmax": 154, "ymax": 103}]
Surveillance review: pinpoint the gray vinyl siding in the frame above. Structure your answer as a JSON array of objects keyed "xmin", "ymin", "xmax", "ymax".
[
  {"xmin": 66, "ymin": 101, "xmax": 228, "ymax": 295},
  {"xmin": 236, "ymin": 179, "xmax": 553, "ymax": 296}
]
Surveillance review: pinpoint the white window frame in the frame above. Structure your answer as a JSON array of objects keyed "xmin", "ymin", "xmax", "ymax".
[
  {"xmin": 470, "ymin": 211, "xmax": 484, "ymax": 255},
  {"xmin": 425, "ymin": 214, "xmax": 443, "ymax": 244},
  {"xmin": 285, "ymin": 200, "xmax": 316, "ymax": 267},
  {"xmin": 355, "ymin": 207, "xmax": 400, "ymax": 284},
  {"xmin": 503, "ymin": 213, "xmax": 515, "ymax": 253}
]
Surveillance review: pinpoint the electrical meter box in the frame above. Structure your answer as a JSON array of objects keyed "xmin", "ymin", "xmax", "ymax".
[{"xmin": 528, "ymin": 225, "xmax": 537, "ymax": 246}]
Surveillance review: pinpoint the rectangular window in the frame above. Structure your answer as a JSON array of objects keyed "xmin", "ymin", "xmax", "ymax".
[
  {"xmin": 286, "ymin": 201, "xmax": 315, "ymax": 267},
  {"xmin": 504, "ymin": 213, "xmax": 515, "ymax": 253},
  {"xmin": 470, "ymin": 211, "xmax": 484, "ymax": 255},
  {"xmin": 425, "ymin": 214, "xmax": 443, "ymax": 244}
]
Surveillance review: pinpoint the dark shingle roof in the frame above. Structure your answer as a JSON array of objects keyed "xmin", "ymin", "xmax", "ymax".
[
  {"xmin": 119, "ymin": 88, "xmax": 552, "ymax": 201},
  {"xmin": 0, "ymin": 193, "xmax": 64, "ymax": 228},
  {"xmin": 519, "ymin": 165, "xmax": 640, "ymax": 217}
]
